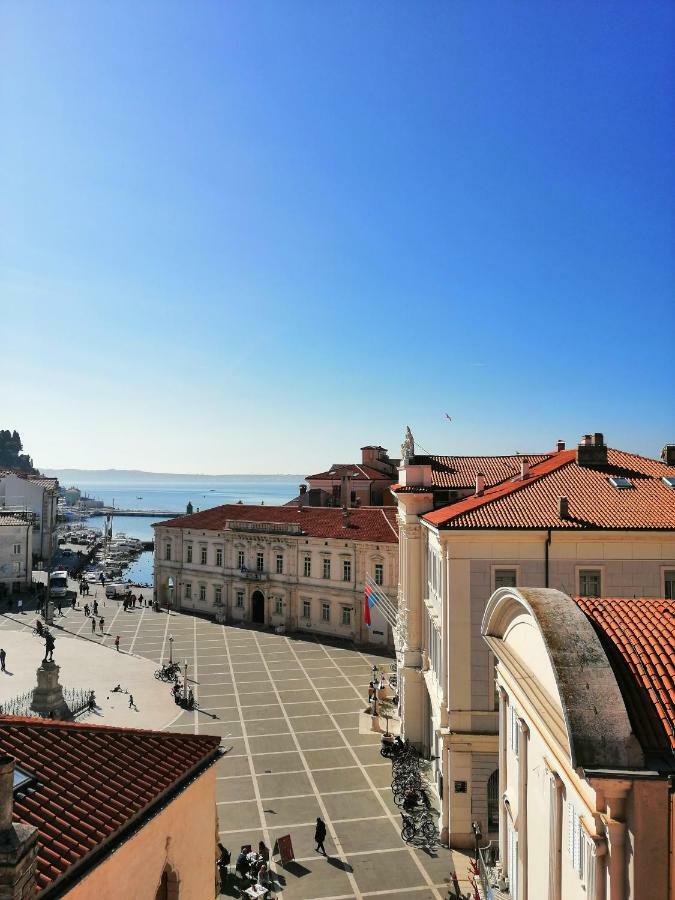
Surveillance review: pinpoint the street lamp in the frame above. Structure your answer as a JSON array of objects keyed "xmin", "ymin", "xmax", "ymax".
[
  {"xmin": 169, "ymin": 634, "xmax": 174, "ymax": 664},
  {"xmin": 471, "ymin": 821, "xmax": 482, "ymax": 862},
  {"xmin": 183, "ymin": 659, "xmax": 188, "ymax": 701},
  {"xmin": 168, "ymin": 577, "xmax": 174, "ymax": 613}
]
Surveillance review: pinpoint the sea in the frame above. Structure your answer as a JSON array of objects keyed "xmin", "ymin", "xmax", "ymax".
[{"xmin": 71, "ymin": 478, "xmax": 300, "ymax": 588}]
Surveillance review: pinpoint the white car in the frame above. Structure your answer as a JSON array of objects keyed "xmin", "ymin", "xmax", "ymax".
[{"xmin": 105, "ymin": 582, "xmax": 127, "ymax": 600}]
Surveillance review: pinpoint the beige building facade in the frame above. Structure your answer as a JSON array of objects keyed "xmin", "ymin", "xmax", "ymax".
[
  {"xmin": 392, "ymin": 433, "xmax": 675, "ymax": 849},
  {"xmin": 482, "ymin": 588, "xmax": 674, "ymax": 900},
  {"xmin": 0, "ymin": 516, "xmax": 32, "ymax": 594},
  {"xmin": 154, "ymin": 504, "xmax": 399, "ymax": 647},
  {"xmin": 0, "ymin": 472, "xmax": 58, "ymax": 563}
]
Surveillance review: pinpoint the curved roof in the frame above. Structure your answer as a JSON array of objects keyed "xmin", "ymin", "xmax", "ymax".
[{"xmin": 483, "ymin": 587, "xmax": 643, "ymax": 770}]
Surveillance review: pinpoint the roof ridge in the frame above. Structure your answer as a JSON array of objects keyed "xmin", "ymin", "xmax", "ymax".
[
  {"xmin": 0, "ymin": 715, "xmax": 220, "ymax": 743},
  {"xmin": 424, "ymin": 450, "xmax": 576, "ymax": 527},
  {"xmin": 381, "ymin": 507, "xmax": 399, "ymax": 539}
]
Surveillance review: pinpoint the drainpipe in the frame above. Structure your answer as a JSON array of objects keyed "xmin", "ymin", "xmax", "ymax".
[{"xmin": 545, "ymin": 529, "xmax": 552, "ymax": 588}]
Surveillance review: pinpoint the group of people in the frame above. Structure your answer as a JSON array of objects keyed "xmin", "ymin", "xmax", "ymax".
[
  {"xmin": 122, "ymin": 592, "xmax": 145, "ymax": 611},
  {"xmin": 78, "ymin": 579, "xmax": 91, "ymax": 596},
  {"xmin": 171, "ymin": 681, "xmax": 195, "ymax": 709},
  {"xmin": 234, "ymin": 841, "xmax": 271, "ymax": 888}
]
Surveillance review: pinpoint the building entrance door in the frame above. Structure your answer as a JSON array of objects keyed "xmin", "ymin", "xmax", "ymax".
[{"xmin": 252, "ymin": 590, "xmax": 265, "ymax": 624}]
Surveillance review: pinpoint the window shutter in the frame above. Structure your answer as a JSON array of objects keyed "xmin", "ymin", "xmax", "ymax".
[{"xmin": 567, "ymin": 803, "xmax": 575, "ymax": 858}]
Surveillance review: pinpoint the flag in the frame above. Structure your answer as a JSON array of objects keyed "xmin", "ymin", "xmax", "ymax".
[{"xmin": 364, "ymin": 584, "xmax": 376, "ymax": 627}]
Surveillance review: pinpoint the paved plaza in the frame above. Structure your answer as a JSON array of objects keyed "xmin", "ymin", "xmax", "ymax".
[{"xmin": 0, "ymin": 591, "xmax": 470, "ymax": 899}]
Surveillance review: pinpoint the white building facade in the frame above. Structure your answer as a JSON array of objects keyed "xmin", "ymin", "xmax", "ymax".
[
  {"xmin": 392, "ymin": 432, "xmax": 675, "ymax": 849},
  {"xmin": 0, "ymin": 473, "xmax": 58, "ymax": 563},
  {"xmin": 154, "ymin": 504, "xmax": 399, "ymax": 647},
  {"xmin": 0, "ymin": 516, "xmax": 32, "ymax": 594}
]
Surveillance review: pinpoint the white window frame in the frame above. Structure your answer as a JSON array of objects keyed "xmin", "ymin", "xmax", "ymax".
[
  {"xmin": 165, "ymin": 543, "xmax": 171, "ymax": 561},
  {"xmin": 216, "ymin": 548, "xmax": 223, "ymax": 567},
  {"xmin": 200, "ymin": 546, "xmax": 207, "ymax": 566},
  {"xmin": 491, "ymin": 565, "xmax": 519, "ymax": 592},
  {"xmin": 341, "ymin": 606, "xmax": 352, "ymax": 626},
  {"xmin": 184, "ymin": 583, "xmax": 192, "ymax": 600},
  {"xmin": 343, "ymin": 559, "xmax": 351, "ymax": 582},
  {"xmin": 304, "ymin": 556, "xmax": 311, "ymax": 578},
  {"xmin": 374, "ymin": 563, "xmax": 384, "ymax": 586},
  {"xmin": 256, "ymin": 551, "xmax": 264, "ymax": 572},
  {"xmin": 236, "ymin": 590, "xmax": 244, "ymax": 609},
  {"xmin": 199, "ymin": 584, "xmax": 206, "ymax": 602},
  {"xmin": 276, "ymin": 553, "xmax": 283, "ymax": 574},
  {"xmin": 321, "ymin": 602, "xmax": 330, "ymax": 622},
  {"xmin": 237, "ymin": 550, "xmax": 245, "ymax": 569},
  {"xmin": 214, "ymin": 586, "xmax": 222, "ymax": 604},
  {"xmin": 302, "ymin": 599, "xmax": 311, "ymax": 619},
  {"xmin": 323, "ymin": 558, "xmax": 331, "ymax": 579},
  {"xmin": 12, "ymin": 544, "xmax": 21, "ymax": 555},
  {"xmin": 662, "ymin": 566, "xmax": 675, "ymax": 600},
  {"xmin": 274, "ymin": 597, "xmax": 283, "ymax": 616},
  {"xmin": 186, "ymin": 544, "xmax": 193, "ymax": 564},
  {"xmin": 577, "ymin": 567, "xmax": 603, "ymax": 598}
]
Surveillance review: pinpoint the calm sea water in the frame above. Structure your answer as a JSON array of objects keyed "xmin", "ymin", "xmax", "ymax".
[{"xmin": 74, "ymin": 478, "xmax": 299, "ymax": 588}]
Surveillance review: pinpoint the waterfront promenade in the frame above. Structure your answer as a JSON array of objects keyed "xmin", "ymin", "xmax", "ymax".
[{"xmin": 0, "ymin": 578, "xmax": 471, "ymax": 899}]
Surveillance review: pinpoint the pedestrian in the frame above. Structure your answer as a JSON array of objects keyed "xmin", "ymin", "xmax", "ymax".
[
  {"xmin": 314, "ymin": 817, "xmax": 327, "ymax": 855},
  {"xmin": 57, "ymin": 599, "xmax": 62, "ymax": 616},
  {"xmin": 99, "ymin": 617, "xmax": 104, "ymax": 633},
  {"xmin": 138, "ymin": 593, "xmax": 144, "ymax": 606},
  {"xmin": 99, "ymin": 573, "xmax": 105, "ymax": 585},
  {"xmin": 128, "ymin": 694, "xmax": 134, "ymax": 708},
  {"xmin": 93, "ymin": 600, "xmax": 98, "ymax": 616},
  {"xmin": 91, "ymin": 617, "xmax": 96, "ymax": 633},
  {"xmin": 0, "ymin": 648, "xmax": 6, "ymax": 672},
  {"xmin": 17, "ymin": 598, "xmax": 23, "ymax": 615},
  {"xmin": 115, "ymin": 635, "xmax": 120, "ymax": 652},
  {"xmin": 88, "ymin": 690, "xmax": 96, "ymax": 711},
  {"xmin": 71, "ymin": 596, "xmax": 76, "ymax": 610},
  {"xmin": 85, "ymin": 582, "xmax": 90, "ymax": 595}
]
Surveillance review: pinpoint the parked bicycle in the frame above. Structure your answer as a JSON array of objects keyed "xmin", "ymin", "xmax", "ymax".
[{"xmin": 154, "ymin": 661, "xmax": 180, "ymax": 682}]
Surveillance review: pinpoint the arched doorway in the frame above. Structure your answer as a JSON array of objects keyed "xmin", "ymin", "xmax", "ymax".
[
  {"xmin": 155, "ymin": 865, "xmax": 179, "ymax": 900},
  {"xmin": 251, "ymin": 590, "xmax": 265, "ymax": 624}
]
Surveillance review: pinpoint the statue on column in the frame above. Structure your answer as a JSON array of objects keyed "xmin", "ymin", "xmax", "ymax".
[
  {"xmin": 401, "ymin": 426, "xmax": 415, "ymax": 465},
  {"xmin": 43, "ymin": 630, "xmax": 55, "ymax": 663}
]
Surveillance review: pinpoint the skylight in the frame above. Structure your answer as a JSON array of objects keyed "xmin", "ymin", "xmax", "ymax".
[
  {"xmin": 13, "ymin": 766, "xmax": 34, "ymax": 792},
  {"xmin": 663, "ymin": 476, "xmax": 675, "ymax": 490},
  {"xmin": 609, "ymin": 476, "xmax": 633, "ymax": 489}
]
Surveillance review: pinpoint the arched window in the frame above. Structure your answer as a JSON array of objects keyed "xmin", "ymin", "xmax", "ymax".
[
  {"xmin": 487, "ymin": 768, "xmax": 499, "ymax": 830},
  {"xmin": 155, "ymin": 864, "xmax": 179, "ymax": 900}
]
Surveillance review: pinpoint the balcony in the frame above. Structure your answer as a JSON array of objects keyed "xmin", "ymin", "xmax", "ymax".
[
  {"xmin": 228, "ymin": 520, "xmax": 303, "ymax": 536},
  {"xmin": 237, "ymin": 567, "xmax": 266, "ymax": 581}
]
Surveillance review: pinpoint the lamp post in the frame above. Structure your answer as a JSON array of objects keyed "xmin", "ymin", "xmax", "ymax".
[
  {"xmin": 183, "ymin": 659, "xmax": 188, "ymax": 701},
  {"xmin": 169, "ymin": 634, "xmax": 174, "ymax": 665},
  {"xmin": 471, "ymin": 821, "xmax": 482, "ymax": 863},
  {"xmin": 167, "ymin": 577, "xmax": 174, "ymax": 614}
]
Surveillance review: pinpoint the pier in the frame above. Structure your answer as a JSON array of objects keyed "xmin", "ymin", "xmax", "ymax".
[{"xmin": 89, "ymin": 508, "xmax": 181, "ymax": 518}]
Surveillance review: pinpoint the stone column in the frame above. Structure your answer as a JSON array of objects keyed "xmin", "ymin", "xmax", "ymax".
[
  {"xmin": 547, "ymin": 771, "xmax": 564, "ymax": 900},
  {"xmin": 517, "ymin": 718, "xmax": 529, "ymax": 900},
  {"xmin": 0, "ymin": 756, "xmax": 38, "ymax": 900}
]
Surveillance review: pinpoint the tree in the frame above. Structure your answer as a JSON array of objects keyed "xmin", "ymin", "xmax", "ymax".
[{"xmin": 0, "ymin": 430, "xmax": 36, "ymax": 473}]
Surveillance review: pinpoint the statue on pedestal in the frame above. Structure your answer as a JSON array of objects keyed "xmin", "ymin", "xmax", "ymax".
[
  {"xmin": 43, "ymin": 631, "xmax": 55, "ymax": 663},
  {"xmin": 401, "ymin": 426, "xmax": 415, "ymax": 465}
]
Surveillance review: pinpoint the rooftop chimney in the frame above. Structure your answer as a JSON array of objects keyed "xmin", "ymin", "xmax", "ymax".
[
  {"xmin": 342, "ymin": 506, "xmax": 350, "ymax": 528},
  {"xmin": 0, "ymin": 755, "xmax": 39, "ymax": 899},
  {"xmin": 475, "ymin": 473, "xmax": 485, "ymax": 496},
  {"xmin": 556, "ymin": 439, "xmax": 566, "ymax": 452},
  {"xmin": 298, "ymin": 485, "xmax": 306, "ymax": 511},
  {"xmin": 576, "ymin": 432, "xmax": 607, "ymax": 468},
  {"xmin": 520, "ymin": 458, "xmax": 530, "ymax": 480},
  {"xmin": 662, "ymin": 445, "xmax": 675, "ymax": 467},
  {"xmin": 558, "ymin": 496, "xmax": 569, "ymax": 520}
]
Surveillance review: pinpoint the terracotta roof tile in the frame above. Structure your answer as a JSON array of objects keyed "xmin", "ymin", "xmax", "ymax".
[
  {"xmin": 0, "ymin": 717, "xmax": 220, "ymax": 893},
  {"xmin": 424, "ymin": 448, "xmax": 675, "ymax": 530},
  {"xmin": 575, "ymin": 597, "xmax": 675, "ymax": 758},
  {"xmin": 423, "ymin": 453, "xmax": 553, "ymax": 489},
  {"xmin": 156, "ymin": 504, "xmax": 399, "ymax": 543},
  {"xmin": 306, "ymin": 464, "xmax": 394, "ymax": 482}
]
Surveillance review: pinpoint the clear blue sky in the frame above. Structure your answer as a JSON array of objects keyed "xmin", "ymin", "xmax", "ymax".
[{"xmin": 2, "ymin": 2, "xmax": 673, "ymax": 473}]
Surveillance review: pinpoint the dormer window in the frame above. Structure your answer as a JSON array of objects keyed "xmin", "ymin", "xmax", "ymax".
[
  {"xmin": 662, "ymin": 476, "xmax": 675, "ymax": 489},
  {"xmin": 608, "ymin": 476, "xmax": 633, "ymax": 489}
]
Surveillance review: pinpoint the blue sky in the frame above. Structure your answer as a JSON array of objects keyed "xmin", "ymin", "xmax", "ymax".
[{"xmin": 1, "ymin": 2, "xmax": 673, "ymax": 473}]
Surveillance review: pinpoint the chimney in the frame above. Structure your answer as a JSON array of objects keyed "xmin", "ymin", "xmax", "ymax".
[
  {"xmin": 520, "ymin": 458, "xmax": 530, "ymax": 480},
  {"xmin": 576, "ymin": 432, "xmax": 608, "ymax": 467},
  {"xmin": 556, "ymin": 439, "xmax": 566, "ymax": 452},
  {"xmin": 475, "ymin": 473, "xmax": 485, "ymax": 496},
  {"xmin": 298, "ymin": 484, "xmax": 307, "ymax": 511},
  {"xmin": 558, "ymin": 496, "xmax": 569, "ymax": 519},
  {"xmin": 662, "ymin": 445, "xmax": 675, "ymax": 467},
  {"xmin": 340, "ymin": 474, "xmax": 353, "ymax": 508},
  {"xmin": 342, "ymin": 506, "xmax": 350, "ymax": 529},
  {"xmin": 0, "ymin": 756, "xmax": 39, "ymax": 899}
]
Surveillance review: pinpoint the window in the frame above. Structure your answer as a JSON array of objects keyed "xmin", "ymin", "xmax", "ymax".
[
  {"xmin": 238, "ymin": 550, "xmax": 245, "ymax": 569},
  {"xmin": 185, "ymin": 583, "xmax": 192, "ymax": 600},
  {"xmin": 662, "ymin": 476, "xmax": 675, "ymax": 489},
  {"xmin": 609, "ymin": 476, "xmax": 633, "ymax": 489},
  {"xmin": 321, "ymin": 602, "xmax": 330, "ymax": 622},
  {"xmin": 215, "ymin": 586, "xmax": 222, "ymax": 604},
  {"xmin": 494, "ymin": 569, "xmax": 517, "ymax": 589},
  {"xmin": 374, "ymin": 563, "xmax": 383, "ymax": 586},
  {"xmin": 200, "ymin": 546, "xmax": 207, "ymax": 565},
  {"xmin": 12, "ymin": 544, "xmax": 21, "ymax": 555},
  {"xmin": 302, "ymin": 599, "xmax": 311, "ymax": 619},
  {"xmin": 665, "ymin": 570, "xmax": 675, "ymax": 600},
  {"xmin": 165, "ymin": 543, "xmax": 171, "ymax": 561},
  {"xmin": 216, "ymin": 548, "xmax": 223, "ymax": 567},
  {"xmin": 236, "ymin": 590, "xmax": 244, "ymax": 608},
  {"xmin": 186, "ymin": 544, "xmax": 193, "ymax": 564},
  {"xmin": 341, "ymin": 606, "xmax": 352, "ymax": 626},
  {"xmin": 275, "ymin": 598, "xmax": 283, "ymax": 616},
  {"xmin": 487, "ymin": 770, "xmax": 499, "ymax": 830},
  {"xmin": 567, "ymin": 803, "xmax": 585, "ymax": 876},
  {"xmin": 323, "ymin": 558, "xmax": 331, "ymax": 579},
  {"xmin": 343, "ymin": 560, "xmax": 351, "ymax": 582},
  {"xmin": 304, "ymin": 556, "xmax": 311, "ymax": 577},
  {"xmin": 509, "ymin": 705, "xmax": 520, "ymax": 756},
  {"xmin": 579, "ymin": 569, "xmax": 601, "ymax": 597},
  {"xmin": 276, "ymin": 553, "xmax": 283, "ymax": 574},
  {"xmin": 256, "ymin": 551, "xmax": 264, "ymax": 572},
  {"xmin": 199, "ymin": 585, "xmax": 206, "ymax": 602}
]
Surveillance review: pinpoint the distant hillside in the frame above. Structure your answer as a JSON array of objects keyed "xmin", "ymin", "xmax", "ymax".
[{"xmin": 43, "ymin": 468, "xmax": 304, "ymax": 484}]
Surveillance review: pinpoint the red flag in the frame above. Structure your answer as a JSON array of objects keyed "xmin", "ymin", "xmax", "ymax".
[{"xmin": 363, "ymin": 585, "xmax": 372, "ymax": 627}]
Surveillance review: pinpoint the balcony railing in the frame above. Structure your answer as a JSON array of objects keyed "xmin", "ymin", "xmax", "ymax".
[
  {"xmin": 228, "ymin": 520, "xmax": 303, "ymax": 536},
  {"xmin": 237, "ymin": 567, "xmax": 265, "ymax": 580}
]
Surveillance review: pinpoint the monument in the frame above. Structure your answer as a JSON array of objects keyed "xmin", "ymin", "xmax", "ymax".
[{"xmin": 30, "ymin": 632, "xmax": 70, "ymax": 720}]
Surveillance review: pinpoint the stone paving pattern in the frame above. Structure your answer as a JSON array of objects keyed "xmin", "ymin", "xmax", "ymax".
[{"xmin": 0, "ymin": 591, "xmax": 470, "ymax": 899}]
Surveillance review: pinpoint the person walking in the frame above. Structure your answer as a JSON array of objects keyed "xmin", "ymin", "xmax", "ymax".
[
  {"xmin": 114, "ymin": 635, "xmax": 120, "ymax": 652},
  {"xmin": 17, "ymin": 598, "xmax": 23, "ymax": 615},
  {"xmin": 99, "ymin": 617, "xmax": 105, "ymax": 633},
  {"xmin": 314, "ymin": 817, "xmax": 327, "ymax": 855},
  {"xmin": 57, "ymin": 598, "xmax": 63, "ymax": 617},
  {"xmin": 128, "ymin": 694, "xmax": 134, "ymax": 708},
  {"xmin": 84, "ymin": 603, "xmax": 90, "ymax": 618},
  {"xmin": 0, "ymin": 648, "xmax": 6, "ymax": 672},
  {"xmin": 93, "ymin": 600, "xmax": 98, "ymax": 616}
]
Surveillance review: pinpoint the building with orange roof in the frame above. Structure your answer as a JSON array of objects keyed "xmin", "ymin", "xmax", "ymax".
[
  {"xmin": 390, "ymin": 429, "xmax": 675, "ymax": 850},
  {"xmin": 293, "ymin": 444, "xmax": 399, "ymax": 508},
  {"xmin": 153, "ymin": 503, "xmax": 399, "ymax": 647},
  {"xmin": 482, "ymin": 588, "xmax": 675, "ymax": 900},
  {"xmin": 0, "ymin": 716, "xmax": 221, "ymax": 898}
]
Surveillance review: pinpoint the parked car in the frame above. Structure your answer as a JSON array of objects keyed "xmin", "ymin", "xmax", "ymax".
[
  {"xmin": 49, "ymin": 571, "xmax": 69, "ymax": 599},
  {"xmin": 105, "ymin": 582, "xmax": 127, "ymax": 599}
]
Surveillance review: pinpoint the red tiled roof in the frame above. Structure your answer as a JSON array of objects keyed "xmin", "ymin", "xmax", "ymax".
[
  {"xmin": 157, "ymin": 504, "xmax": 399, "ymax": 543},
  {"xmin": 307, "ymin": 464, "xmax": 394, "ymax": 482},
  {"xmin": 424, "ymin": 454, "xmax": 552, "ymax": 488},
  {"xmin": 575, "ymin": 597, "xmax": 675, "ymax": 756},
  {"xmin": 0, "ymin": 717, "xmax": 220, "ymax": 893},
  {"xmin": 424, "ymin": 448, "xmax": 675, "ymax": 530}
]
